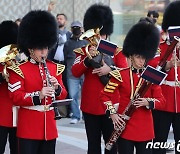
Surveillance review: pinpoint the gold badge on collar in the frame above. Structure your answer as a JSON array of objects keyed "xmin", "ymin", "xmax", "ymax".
[{"xmin": 56, "ymin": 64, "xmax": 65, "ymax": 76}]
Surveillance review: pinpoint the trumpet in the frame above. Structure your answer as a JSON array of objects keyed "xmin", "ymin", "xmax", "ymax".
[{"xmin": 42, "ymin": 57, "xmax": 62, "ymax": 120}]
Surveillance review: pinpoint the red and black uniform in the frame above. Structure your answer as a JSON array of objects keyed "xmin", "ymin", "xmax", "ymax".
[
  {"xmin": 0, "ymin": 64, "xmax": 18, "ymax": 154},
  {"xmin": 152, "ymin": 40, "xmax": 180, "ymax": 154},
  {"xmin": 72, "ymin": 46, "xmax": 127, "ymax": 115},
  {"xmin": 8, "ymin": 59, "xmax": 67, "ymax": 153},
  {"xmin": 72, "ymin": 46, "xmax": 127, "ymax": 154},
  {"xmin": 100, "ymin": 67, "xmax": 165, "ymax": 153},
  {"xmin": 159, "ymin": 41, "xmax": 180, "ymax": 112}
]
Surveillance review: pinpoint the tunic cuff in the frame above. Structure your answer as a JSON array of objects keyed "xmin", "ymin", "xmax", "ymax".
[
  {"xmin": 104, "ymin": 101, "xmax": 117, "ymax": 117},
  {"xmin": 83, "ymin": 57, "xmax": 91, "ymax": 67},
  {"xmin": 146, "ymin": 98, "xmax": 155, "ymax": 109},
  {"xmin": 32, "ymin": 91, "xmax": 41, "ymax": 105},
  {"xmin": 55, "ymin": 85, "xmax": 61, "ymax": 96}
]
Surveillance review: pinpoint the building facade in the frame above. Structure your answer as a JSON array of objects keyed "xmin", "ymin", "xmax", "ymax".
[{"xmin": 0, "ymin": 0, "xmax": 174, "ymax": 46}]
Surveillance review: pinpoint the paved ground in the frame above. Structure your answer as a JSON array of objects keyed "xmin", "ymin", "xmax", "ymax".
[
  {"xmin": 5, "ymin": 118, "xmax": 175, "ymax": 154},
  {"xmin": 5, "ymin": 118, "xmax": 87, "ymax": 154}
]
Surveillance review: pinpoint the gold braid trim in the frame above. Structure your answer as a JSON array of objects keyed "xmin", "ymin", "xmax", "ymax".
[
  {"xmin": 104, "ymin": 81, "xmax": 118, "ymax": 93},
  {"xmin": 104, "ymin": 101, "xmax": 117, "ymax": 114},
  {"xmin": 109, "ymin": 70, "xmax": 123, "ymax": 82},
  {"xmin": 8, "ymin": 65, "xmax": 24, "ymax": 78},
  {"xmin": 73, "ymin": 48, "xmax": 85, "ymax": 55},
  {"xmin": 56, "ymin": 64, "xmax": 65, "ymax": 76}
]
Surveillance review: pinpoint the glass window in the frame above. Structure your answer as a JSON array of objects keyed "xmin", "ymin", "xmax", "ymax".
[{"xmin": 110, "ymin": 0, "xmax": 172, "ymax": 46}]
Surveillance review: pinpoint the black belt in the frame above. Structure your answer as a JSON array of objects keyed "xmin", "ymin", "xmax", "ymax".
[{"xmin": 53, "ymin": 59, "xmax": 64, "ymax": 64}]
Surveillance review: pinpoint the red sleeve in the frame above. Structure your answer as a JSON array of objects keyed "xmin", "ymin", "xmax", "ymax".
[
  {"xmin": 71, "ymin": 53, "xmax": 88, "ymax": 78},
  {"xmin": 150, "ymin": 84, "xmax": 166, "ymax": 110},
  {"xmin": 113, "ymin": 51, "xmax": 128, "ymax": 68},
  {"xmin": 159, "ymin": 42, "xmax": 169, "ymax": 61},
  {"xmin": 55, "ymin": 73, "xmax": 67, "ymax": 100},
  {"xmin": 8, "ymin": 70, "xmax": 34, "ymax": 106},
  {"xmin": 148, "ymin": 56, "xmax": 160, "ymax": 68},
  {"xmin": 100, "ymin": 77, "xmax": 120, "ymax": 112}
]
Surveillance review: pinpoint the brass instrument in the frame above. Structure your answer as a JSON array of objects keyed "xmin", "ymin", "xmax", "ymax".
[
  {"xmin": 0, "ymin": 44, "xmax": 19, "ymax": 80},
  {"xmin": 42, "ymin": 57, "xmax": 62, "ymax": 120},
  {"xmin": 79, "ymin": 28, "xmax": 101, "ymax": 59},
  {"xmin": 80, "ymin": 28, "xmax": 115, "ymax": 85}
]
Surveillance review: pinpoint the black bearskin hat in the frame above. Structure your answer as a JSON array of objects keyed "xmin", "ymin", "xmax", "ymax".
[
  {"xmin": 162, "ymin": 1, "xmax": 180, "ymax": 31},
  {"xmin": 0, "ymin": 20, "xmax": 18, "ymax": 48},
  {"xmin": 18, "ymin": 10, "xmax": 58, "ymax": 57},
  {"xmin": 83, "ymin": 4, "xmax": 113, "ymax": 35},
  {"xmin": 122, "ymin": 22, "xmax": 160, "ymax": 60}
]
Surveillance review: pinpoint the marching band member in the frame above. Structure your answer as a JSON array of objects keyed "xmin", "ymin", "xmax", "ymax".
[
  {"xmin": 0, "ymin": 20, "xmax": 18, "ymax": 154},
  {"xmin": 152, "ymin": 1, "xmax": 180, "ymax": 153},
  {"xmin": 8, "ymin": 10, "xmax": 67, "ymax": 154},
  {"xmin": 100, "ymin": 21, "xmax": 165, "ymax": 154},
  {"xmin": 72, "ymin": 4, "xmax": 127, "ymax": 154}
]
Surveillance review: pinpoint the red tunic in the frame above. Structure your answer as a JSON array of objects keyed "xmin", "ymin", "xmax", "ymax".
[
  {"xmin": 0, "ymin": 64, "xmax": 14, "ymax": 127},
  {"xmin": 100, "ymin": 68, "xmax": 165, "ymax": 141},
  {"xmin": 159, "ymin": 41, "xmax": 180, "ymax": 112},
  {"xmin": 8, "ymin": 60, "xmax": 67, "ymax": 140},
  {"xmin": 71, "ymin": 46, "xmax": 127, "ymax": 115}
]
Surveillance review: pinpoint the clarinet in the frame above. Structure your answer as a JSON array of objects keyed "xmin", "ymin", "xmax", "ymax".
[
  {"xmin": 42, "ymin": 57, "xmax": 62, "ymax": 120},
  {"xmin": 105, "ymin": 36, "xmax": 180, "ymax": 150}
]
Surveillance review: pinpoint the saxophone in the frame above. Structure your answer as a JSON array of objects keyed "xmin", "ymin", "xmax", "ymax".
[{"xmin": 42, "ymin": 57, "xmax": 62, "ymax": 120}]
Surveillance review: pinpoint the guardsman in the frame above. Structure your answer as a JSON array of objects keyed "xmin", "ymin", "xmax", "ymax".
[
  {"xmin": 100, "ymin": 21, "xmax": 165, "ymax": 154},
  {"xmin": 0, "ymin": 20, "xmax": 18, "ymax": 154},
  {"xmin": 152, "ymin": 1, "xmax": 180, "ymax": 153},
  {"xmin": 72, "ymin": 4, "xmax": 127, "ymax": 154},
  {"xmin": 8, "ymin": 10, "xmax": 67, "ymax": 154}
]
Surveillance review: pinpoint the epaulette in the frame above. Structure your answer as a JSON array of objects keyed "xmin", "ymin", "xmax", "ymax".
[
  {"xmin": 7, "ymin": 64, "xmax": 24, "ymax": 78},
  {"xmin": 114, "ymin": 47, "xmax": 122, "ymax": 56},
  {"xmin": 56, "ymin": 63, "xmax": 65, "ymax": 76},
  {"xmin": 109, "ymin": 70, "xmax": 123, "ymax": 82},
  {"xmin": 73, "ymin": 47, "xmax": 85, "ymax": 55}
]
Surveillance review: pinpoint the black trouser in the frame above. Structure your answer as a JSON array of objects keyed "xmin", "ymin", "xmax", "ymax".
[
  {"xmin": 83, "ymin": 112, "xmax": 117, "ymax": 154},
  {"xmin": 152, "ymin": 110, "xmax": 180, "ymax": 154},
  {"xmin": 18, "ymin": 138, "xmax": 56, "ymax": 154},
  {"xmin": 117, "ymin": 137, "xmax": 152, "ymax": 154},
  {"xmin": 0, "ymin": 126, "xmax": 17, "ymax": 154}
]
